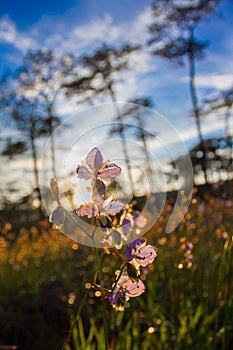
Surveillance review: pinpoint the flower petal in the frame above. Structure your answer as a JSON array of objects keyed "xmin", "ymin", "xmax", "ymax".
[
  {"xmin": 76, "ymin": 165, "xmax": 93, "ymax": 180},
  {"xmin": 102, "ymin": 195, "xmax": 113, "ymax": 207},
  {"xmin": 124, "ymin": 278, "xmax": 145, "ymax": 297},
  {"xmin": 86, "ymin": 147, "xmax": 103, "ymax": 170},
  {"xmin": 116, "ymin": 272, "xmax": 145, "ymax": 298},
  {"xmin": 109, "ymin": 289, "xmax": 120, "ymax": 305},
  {"xmin": 126, "ymin": 238, "xmax": 146, "ymax": 261},
  {"xmin": 103, "ymin": 199, "xmax": 125, "ymax": 215},
  {"xmin": 122, "ymin": 216, "xmax": 133, "ymax": 236},
  {"xmin": 76, "ymin": 203, "xmax": 97, "ymax": 218},
  {"xmin": 96, "ymin": 180, "xmax": 106, "ymax": 205},
  {"xmin": 96, "ymin": 180, "xmax": 106, "ymax": 197},
  {"xmin": 98, "ymin": 163, "xmax": 121, "ymax": 180},
  {"xmin": 134, "ymin": 245, "xmax": 157, "ymax": 266}
]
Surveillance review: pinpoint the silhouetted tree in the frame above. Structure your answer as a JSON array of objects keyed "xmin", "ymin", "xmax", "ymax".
[
  {"xmin": 201, "ymin": 87, "xmax": 233, "ymax": 177},
  {"xmin": 64, "ymin": 43, "xmax": 138, "ymax": 194},
  {"xmin": 18, "ymin": 49, "xmax": 76, "ymax": 177},
  {"xmin": 190, "ymin": 137, "xmax": 232, "ymax": 183},
  {"xmin": 1, "ymin": 91, "xmax": 43, "ymax": 200},
  {"xmin": 0, "ymin": 49, "xmax": 74, "ymax": 202},
  {"xmin": 2, "ymin": 139, "xmax": 28, "ymax": 159},
  {"xmin": 203, "ymin": 87, "xmax": 233, "ymax": 156},
  {"xmin": 110, "ymin": 97, "xmax": 157, "ymax": 191},
  {"xmin": 148, "ymin": 0, "xmax": 221, "ymax": 183}
]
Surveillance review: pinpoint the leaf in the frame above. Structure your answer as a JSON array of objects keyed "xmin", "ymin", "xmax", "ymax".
[{"xmin": 50, "ymin": 205, "xmax": 66, "ymax": 226}]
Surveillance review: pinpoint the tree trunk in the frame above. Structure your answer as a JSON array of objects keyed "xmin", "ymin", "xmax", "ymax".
[
  {"xmin": 48, "ymin": 105, "xmax": 57, "ymax": 179},
  {"xmin": 29, "ymin": 115, "xmax": 41, "ymax": 203},
  {"xmin": 188, "ymin": 34, "xmax": 208, "ymax": 184}
]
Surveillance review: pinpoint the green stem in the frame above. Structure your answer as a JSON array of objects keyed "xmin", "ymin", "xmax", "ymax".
[
  {"xmin": 92, "ymin": 246, "xmax": 104, "ymax": 297},
  {"xmin": 90, "ymin": 175, "xmax": 109, "ymax": 349},
  {"xmin": 111, "ymin": 263, "xmax": 126, "ymax": 291},
  {"xmin": 93, "ymin": 246, "xmax": 109, "ymax": 350},
  {"xmin": 61, "ymin": 289, "xmax": 89, "ymax": 350},
  {"xmin": 102, "ymin": 302, "xmax": 109, "ymax": 350}
]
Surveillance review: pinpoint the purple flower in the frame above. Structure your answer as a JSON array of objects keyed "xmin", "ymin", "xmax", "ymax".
[
  {"xmin": 133, "ymin": 245, "xmax": 157, "ymax": 267},
  {"xmin": 109, "ymin": 272, "xmax": 145, "ymax": 310},
  {"xmin": 76, "ymin": 195, "xmax": 125, "ymax": 218},
  {"xmin": 76, "ymin": 203, "xmax": 98, "ymax": 218},
  {"xmin": 77, "ymin": 147, "xmax": 121, "ymax": 181},
  {"xmin": 122, "ymin": 216, "xmax": 133, "ymax": 236},
  {"xmin": 126, "ymin": 238, "xmax": 157, "ymax": 267},
  {"xmin": 103, "ymin": 196, "xmax": 125, "ymax": 215},
  {"xmin": 126, "ymin": 238, "xmax": 146, "ymax": 261}
]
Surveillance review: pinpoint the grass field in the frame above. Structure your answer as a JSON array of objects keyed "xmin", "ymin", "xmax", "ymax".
[{"xmin": 0, "ymin": 189, "xmax": 232, "ymax": 349}]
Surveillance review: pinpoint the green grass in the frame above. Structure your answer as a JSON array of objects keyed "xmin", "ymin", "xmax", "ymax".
[{"xmin": 0, "ymin": 193, "xmax": 232, "ymax": 349}]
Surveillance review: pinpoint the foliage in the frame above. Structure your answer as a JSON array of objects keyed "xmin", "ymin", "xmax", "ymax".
[
  {"xmin": 0, "ymin": 188, "xmax": 232, "ymax": 349},
  {"xmin": 148, "ymin": 0, "xmax": 222, "ymax": 184}
]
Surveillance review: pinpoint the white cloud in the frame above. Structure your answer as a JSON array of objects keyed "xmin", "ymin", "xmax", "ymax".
[
  {"xmin": 40, "ymin": 6, "xmax": 155, "ymax": 79},
  {"xmin": 0, "ymin": 16, "xmax": 37, "ymax": 51},
  {"xmin": 45, "ymin": 14, "xmax": 121, "ymax": 54},
  {"xmin": 122, "ymin": 6, "xmax": 154, "ymax": 45},
  {"xmin": 182, "ymin": 73, "xmax": 233, "ymax": 90},
  {"xmin": 43, "ymin": 6, "xmax": 153, "ymax": 54},
  {"xmin": 0, "ymin": 8, "xmax": 154, "ymax": 101}
]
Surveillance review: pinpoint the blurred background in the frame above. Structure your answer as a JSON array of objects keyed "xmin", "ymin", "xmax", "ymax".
[{"xmin": 0, "ymin": 0, "xmax": 232, "ymax": 349}]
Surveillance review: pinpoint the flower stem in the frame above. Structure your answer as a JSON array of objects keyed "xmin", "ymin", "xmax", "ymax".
[
  {"xmin": 92, "ymin": 246, "xmax": 105, "ymax": 298},
  {"xmin": 61, "ymin": 289, "xmax": 89, "ymax": 350},
  {"xmin": 93, "ymin": 245, "xmax": 109, "ymax": 350}
]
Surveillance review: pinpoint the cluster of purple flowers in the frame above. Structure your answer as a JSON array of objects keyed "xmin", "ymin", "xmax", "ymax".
[
  {"xmin": 109, "ymin": 237, "xmax": 157, "ymax": 310},
  {"xmin": 50, "ymin": 147, "xmax": 157, "ymax": 310},
  {"xmin": 75, "ymin": 147, "xmax": 149, "ymax": 247},
  {"xmin": 76, "ymin": 147, "xmax": 125, "ymax": 219}
]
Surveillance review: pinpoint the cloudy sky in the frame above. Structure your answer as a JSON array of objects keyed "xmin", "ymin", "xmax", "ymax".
[
  {"xmin": 1, "ymin": 0, "xmax": 232, "ymax": 135},
  {"xmin": 0, "ymin": 0, "xmax": 232, "ymax": 201}
]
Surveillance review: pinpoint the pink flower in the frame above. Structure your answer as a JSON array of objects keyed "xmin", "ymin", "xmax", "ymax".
[
  {"xmin": 76, "ymin": 203, "xmax": 98, "ymax": 218},
  {"xmin": 76, "ymin": 147, "xmax": 121, "ymax": 181},
  {"xmin": 76, "ymin": 195, "xmax": 125, "ymax": 218},
  {"xmin": 126, "ymin": 238, "xmax": 145, "ymax": 260},
  {"xmin": 133, "ymin": 245, "xmax": 157, "ymax": 267},
  {"xmin": 109, "ymin": 272, "xmax": 145, "ymax": 309},
  {"xmin": 126, "ymin": 238, "xmax": 157, "ymax": 267}
]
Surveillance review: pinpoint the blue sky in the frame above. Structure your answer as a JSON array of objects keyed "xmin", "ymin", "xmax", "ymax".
[
  {"xmin": 0, "ymin": 0, "xmax": 233, "ymax": 200},
  {"xmin": 0, "ymin": 1, "xmax": 232, "ymax": 130}
]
